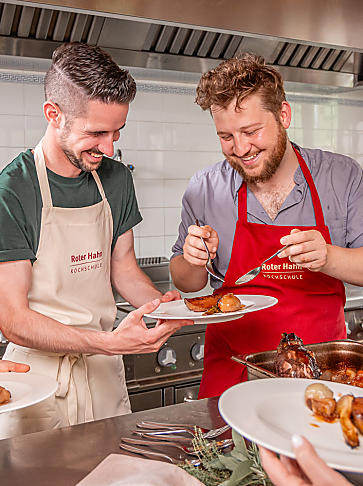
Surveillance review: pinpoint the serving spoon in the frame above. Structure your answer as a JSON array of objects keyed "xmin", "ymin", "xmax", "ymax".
[{"xmin": 235, "ymin": 245, "xmax": 289, "ymax": 285}]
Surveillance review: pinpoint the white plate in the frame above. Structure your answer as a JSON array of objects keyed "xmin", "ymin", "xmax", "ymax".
[
  {"xmin": 144, "ymin": 294, "xmax": 278, "ymax": 324},
  {"xmin": 219, "ymin": 378, "xmax": 363, "ymax": 473},
  {"xmin": 0, "ymin": 372, "xmax": 58, "ymax": 414}
]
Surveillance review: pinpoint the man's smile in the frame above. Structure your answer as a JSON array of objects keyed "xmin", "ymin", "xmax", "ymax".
[
  {"xmin": 239, "ymin": 151, "xmax": 261, "ymax": 165},
  {"xmin": 86, "ymin": 150, "xmax": 104, "ymax": 161}
]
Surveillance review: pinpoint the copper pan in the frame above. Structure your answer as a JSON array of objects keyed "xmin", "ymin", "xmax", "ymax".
[{"xmin": 231, "ymin": 339, "xmax": 363, "ymax": 381}]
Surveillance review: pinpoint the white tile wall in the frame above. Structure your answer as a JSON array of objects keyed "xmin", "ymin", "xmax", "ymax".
[{"xmin": 0, "ymin": 78, "xmax": 363, "ymax": 259}]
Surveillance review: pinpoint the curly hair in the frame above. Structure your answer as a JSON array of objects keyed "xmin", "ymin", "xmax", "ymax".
[
  {"xmin": 45, "ymin": 42, "xmax": 136, "ymax": 117},
  {"xmin": 195, "ymin": 53, "xmax": 285, "ymax": 119}
]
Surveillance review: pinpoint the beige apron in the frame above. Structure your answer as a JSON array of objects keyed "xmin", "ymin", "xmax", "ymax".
[{"xmin": 0, "ymin": 141, "xmax": 131, "ymax": 439}]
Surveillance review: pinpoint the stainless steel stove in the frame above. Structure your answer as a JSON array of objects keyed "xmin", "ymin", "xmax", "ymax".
[{"xmin": 115, "ymin": 256, "xmax": 208, "ymax": 412}]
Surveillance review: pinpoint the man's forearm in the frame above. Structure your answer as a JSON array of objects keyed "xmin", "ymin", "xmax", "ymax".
[
  {"xmin": 1, "ymin": 307, "xmax": 112, "ymax": 355},
  {"xmin": 112, "ymin": 264, "xmax": 162, "ymax": 307},
  {"xmin": 323, "ymin": 245, "xmax": 363, "ymax": 286},
  {"xmin": 170, "ymin": 255, "xmax": 208, "ymax": 292}
]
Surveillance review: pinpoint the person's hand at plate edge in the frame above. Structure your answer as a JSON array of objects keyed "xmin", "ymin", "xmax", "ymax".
[
  {"xmin": 259, "ymin": 435, "xmax": 352, "ymax": 486},
  {"xmin": 0, "ymin": 360, "xmax": 30, "ymax": 373}
]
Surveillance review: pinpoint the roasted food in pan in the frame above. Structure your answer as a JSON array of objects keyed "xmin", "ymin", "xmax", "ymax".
[
  {"xmin": 0, "ymin": 385, "xmax": 11, "ymax": 405},
  {"xmin": 275, "ymin": 332, "xmax": 322, "ymax": 379},
  {"xmin": 184, "ymin": 293, "xmax": 244, "ymax": 315},
  {"xmin": 321, "ymin": 364, "xmax": 363, "ymax": 388}
]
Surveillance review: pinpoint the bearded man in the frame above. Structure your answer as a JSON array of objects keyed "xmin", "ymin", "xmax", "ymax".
[{"xmin": 170, "ymin": 53, "xmax": 363, "ymax": 398}]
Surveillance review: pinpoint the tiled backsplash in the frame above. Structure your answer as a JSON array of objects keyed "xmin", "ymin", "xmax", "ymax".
[{"xmin": 1, "ymin": 74, "xmax": 363, "ymax": 259}]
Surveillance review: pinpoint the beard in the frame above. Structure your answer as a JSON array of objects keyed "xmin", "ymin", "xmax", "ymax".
[
  {"xmin": 225, "ymin": 124, "xmax": 287, "ymax": 184},
  {"xmin": 61, "ymin": 146, "xmax": 103, "ymax": 173},
  {"xmin": 59, "ymin": 120, "xmax": 103, "ymax": 173}
]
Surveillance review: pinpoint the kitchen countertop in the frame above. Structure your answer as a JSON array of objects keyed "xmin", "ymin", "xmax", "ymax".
[{"xmin": 0, "ymin": 397, "xmax": 225, "ymax": 486}]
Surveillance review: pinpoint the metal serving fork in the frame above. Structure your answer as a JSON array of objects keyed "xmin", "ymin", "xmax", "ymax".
[
  {"xmin": 119, "ymin": 442, "xmax": 201, "ymax": 466},
  {"xmin": 235, "ymin": 245, "xmax": 289, "ymax": 285},
  {"xmin": 121, "ymin": 436, "xmax": 233, "ymax": 456},
  {"xmin": 136, "ymin": 421, "xmax": 231, "ymax": 439},
  {"xmin": 195, "ymin": 219, "xmax": 225, "ymax": 283}
]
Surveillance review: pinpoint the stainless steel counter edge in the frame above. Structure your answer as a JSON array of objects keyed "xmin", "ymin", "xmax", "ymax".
[{"xmin": 0, "ymin": 397, "xmax": 224, "ymax": 486}]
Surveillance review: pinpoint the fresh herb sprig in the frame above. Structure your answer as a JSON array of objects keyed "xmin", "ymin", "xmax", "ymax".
[{"xmin": 180, "ymin": 428, "xmax": 273, "ymax": 486}]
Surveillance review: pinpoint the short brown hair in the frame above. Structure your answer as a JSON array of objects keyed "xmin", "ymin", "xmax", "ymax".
[
  {"xmin": 195, "ymin": 53, "xmax": 285, "ymax": 118},
  {"xmin": 45, "ymin": 42, "xmax": 136, "ymax": 117}
]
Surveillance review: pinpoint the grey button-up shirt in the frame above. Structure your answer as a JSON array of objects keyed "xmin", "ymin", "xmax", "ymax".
[{"xmin": 171, "ymin": 144, "xmax": 363, "ymax": 289}]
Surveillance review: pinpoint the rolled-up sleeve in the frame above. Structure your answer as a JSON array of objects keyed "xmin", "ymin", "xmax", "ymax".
[{"xmin": 0, "ymin": 187, "xmax": 36, "ymax": 262}]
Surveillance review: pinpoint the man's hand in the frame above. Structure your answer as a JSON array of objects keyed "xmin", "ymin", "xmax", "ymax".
[
  {"xmin": 279, "ymin": 229, "xmax": 328, "ymax": 272},
  {"xmin": 0, "ymin": 360, "xmax": 30, "ymax": 373},
  {"xmin": 160, "ymin": 290, "xmax": 181, "ymax": 303},
  {"xmin": 183, "ymin": 223, "xmax": 219, "ymax": 267},
  {"xmin": 109, "ymin": 299, "xmax": 193, "ymax": 355},
  {"xmin": 259, "ymin": 435, "xmax": 351, "ymax": 486}
]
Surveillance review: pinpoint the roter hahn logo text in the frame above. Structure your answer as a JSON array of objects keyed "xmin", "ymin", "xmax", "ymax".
[
  {"xmin": 70, "ymin": 250, "xmax": 103, "ymax": 274},
  {"xmin": 262, "ymin": 262, "xmax": 304, "ymax": 280}
]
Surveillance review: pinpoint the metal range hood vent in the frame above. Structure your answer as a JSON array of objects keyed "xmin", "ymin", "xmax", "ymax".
[
  {"xmin": 0, "ymin": 3, "xmax": 103, "ymax": 44},
  {"xmin": 0, "ymin": 1, "xmax": 360, "ymax": 89}
]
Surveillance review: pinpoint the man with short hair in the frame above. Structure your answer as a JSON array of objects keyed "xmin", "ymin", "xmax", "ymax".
[
  {"xmin": 170, "ymin": 53, "xmax": 363, "ymax": 398},
  {"xmin": 0, "ymin": 42, "xmax": 190, "ymax": 438}
]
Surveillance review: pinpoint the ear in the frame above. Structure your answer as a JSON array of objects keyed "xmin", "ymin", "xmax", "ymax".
[
  {"xmin": 43, "ymin": 101, "xmax": 63, "ymax": 127},
  {"xmin": 279, "ymin": 101, "xmax": 291, "ymax": 129}
]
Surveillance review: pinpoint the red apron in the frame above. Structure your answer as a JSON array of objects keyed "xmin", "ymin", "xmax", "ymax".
[{"xmin": 198, "ymin": 148, "xmax": 346, "ymax": 399}]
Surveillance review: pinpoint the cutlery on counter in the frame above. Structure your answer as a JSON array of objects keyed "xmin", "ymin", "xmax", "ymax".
[
  {"xmin": 136, "ymin": 421, "xmax": 231, "ymax": 439},
  {"xmin": 235, "ymin": 244, "xmax": 290, "ymax": 285},
  {"xmin": 119, "ymin": 441, "xmax": 201, "ymax": 466},
  {"xmin": 126, "ymin": 435, "xmax": 234, "ymax": 455},
  {"xmin": 134, "ymin": 431, "xmax": 193, "ymax": 443},
  {"xmin": 195, "ymin": 219, "xmax": 225, "ymax": 283}
]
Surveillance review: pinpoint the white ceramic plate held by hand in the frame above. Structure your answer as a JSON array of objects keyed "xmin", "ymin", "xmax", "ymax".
[
  {"xmin": 144, "ymin": 294, "xmax": 278, "ymax": 324},
  {"xmin": 0, "ymin": 372, "xmax": 58, "ymax": 414},
  {"xmin": 218, "ymin": 378, "xmax": 363, "ymax": 473}
]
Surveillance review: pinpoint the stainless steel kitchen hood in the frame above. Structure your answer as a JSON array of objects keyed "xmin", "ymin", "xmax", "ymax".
[{"xmin": 1, "ymin": 0, "xmax": 363, "ymax": 89}]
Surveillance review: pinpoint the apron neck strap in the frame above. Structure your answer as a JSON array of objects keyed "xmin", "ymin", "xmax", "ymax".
[
  {"xmin": 292, "ymin": 146, "xmax": 325, "ymax": 226},
  {"xmin": 34, "ymin": 141, "xmax": 108, "ymax": 206},
  {"xmin": 238, "ymin": 145, "xmax": 326, "ymax": 227},
  {"xmin": 91, "ymin": 170, "xmax": 107, "ymax": 200},
  {"xmin": 34, "ymin": 140, "xmax": 53, "ymax": 208}
]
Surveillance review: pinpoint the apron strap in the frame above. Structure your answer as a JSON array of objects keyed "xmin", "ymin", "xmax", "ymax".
[
  {"xmin": 56, "ymin": 354, "xmax": 94, "ymax": 426},
  {"xmin": 34, "ymin": 140, "xmax": 107, "ymax": 206},
  {"xmin": 292, "ymin": 146, "xmax": 325, "ymax": 227},
  {"xmin": 34, "ymin": 140, "xmax": 53, "ymax": 208},
  {"xmin": 91, "ymin": 170, "xmax": 107, "ymax": 201}
]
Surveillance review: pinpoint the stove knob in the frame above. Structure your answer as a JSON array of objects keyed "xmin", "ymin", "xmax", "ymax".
[
  {"xmin": 191, "ymin": 343, "xmax": 204, "ymax": 361},
  {"xmin": 157, "ymin": 347, "xmax": 177, "ymax": 367}
]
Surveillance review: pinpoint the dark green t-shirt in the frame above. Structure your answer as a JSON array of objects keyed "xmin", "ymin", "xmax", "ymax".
[{"xmin": 0, "ymin": 150, "xmax": 142, "ymax": 263}]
